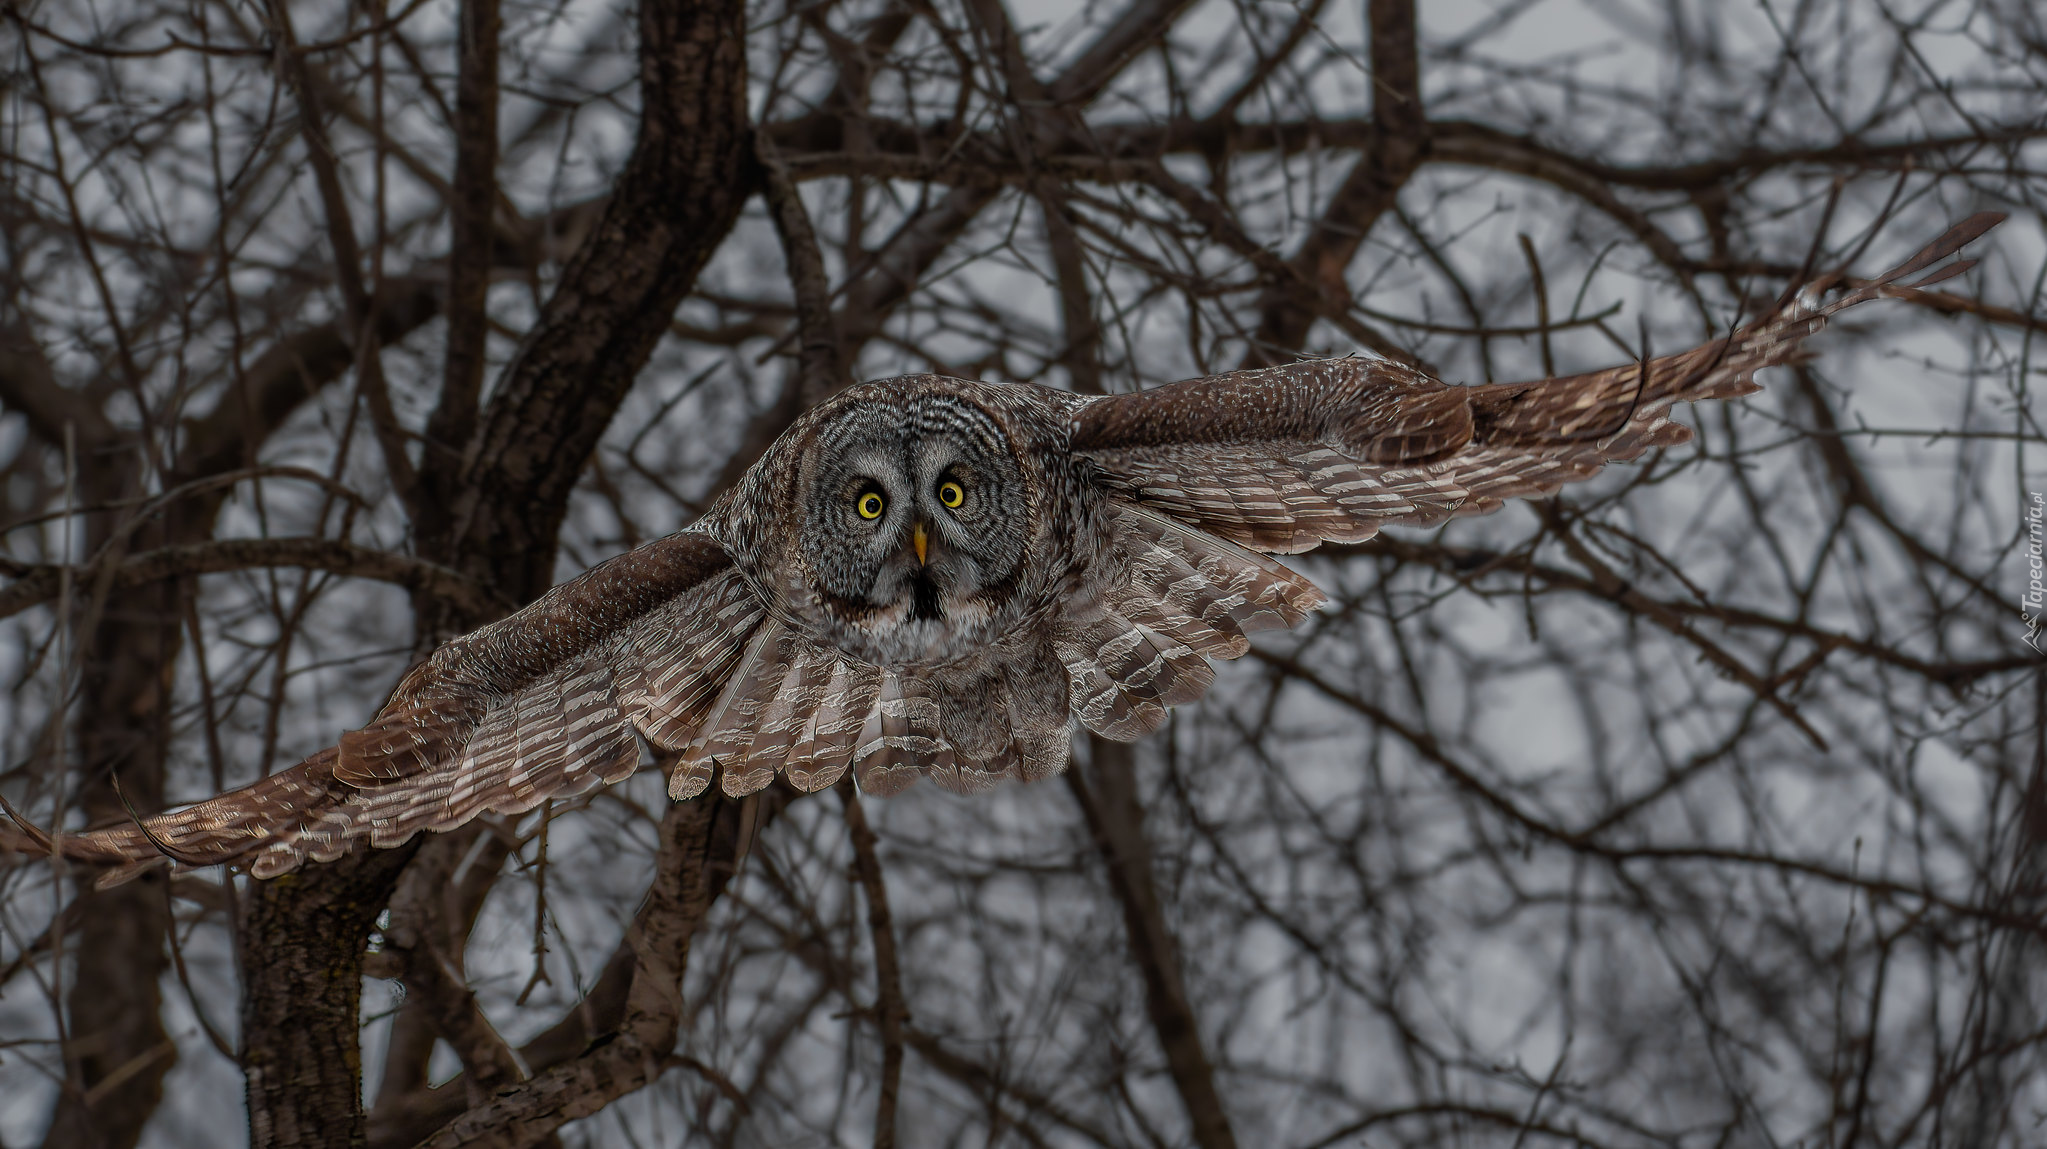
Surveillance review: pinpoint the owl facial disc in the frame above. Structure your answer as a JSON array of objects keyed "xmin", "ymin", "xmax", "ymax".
[{"xmin": 792, "ymin": 393, "xmax": 1034, "ymax": 667}]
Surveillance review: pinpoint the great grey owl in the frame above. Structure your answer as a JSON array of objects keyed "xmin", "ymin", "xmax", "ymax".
[{"xmin": 19, "ymin": 215, "xmax": 1999, "ymax": 881}]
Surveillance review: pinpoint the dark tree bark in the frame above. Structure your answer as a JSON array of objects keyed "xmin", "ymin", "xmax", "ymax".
[
  {"xmin": 42, "ymin": 531, "xmax": 176, "ymax": 1149},
  {"xmin": 1241, "ymin": 0, "xmax": 1425, "ymax": 367},
  {"xmin": 237, "ymin": 845, "xmax": 421, "ymax": 1149},
  {"xmin": 1068, "ymin": 743, "xmax": 1239, "ymax": 1149},
  {"xmin": 232, "ymin": 1, "xmax": 754, "ymax": 1144},
  {"xmin": 423, "ymin": 0, "xmax": 754, "ymax": 634},
  {"xmin": 417, "ymin": 0, "xmax": 503, "ymax": 555},
  {"xmin": 414, "ymin": 791, "xmax": 773, "ymax": 1149},
  {"xmin": 12, "ymin": 273, "xmax": 442, "ymax": 1149}
]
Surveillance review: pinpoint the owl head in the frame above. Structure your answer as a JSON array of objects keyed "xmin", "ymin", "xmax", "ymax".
[{"xmin": 747, "ymin": 379, "xmax": 1065, "ymax": 668}]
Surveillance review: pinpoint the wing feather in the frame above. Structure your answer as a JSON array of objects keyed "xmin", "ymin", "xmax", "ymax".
[
  {"xmin": 728, "ymin": 641, "xmax": 837, "ymax": 797},
  {"xmin": 49, "ymin": 530, "xmax": 759, "ymax": 880},
  {"xmin": 784, "ymin": 660, "xmax": 881, "ymax": 793},
  {"xmin": 854, "ymin": 671, "xmax": 956, "ymax": 796},
  {"xmin": 621, "ymin": 572, "xmax": 765, "ymax": 750},
  {"xmin": 1005, "ymin": 642, "xmax": 1073, "ymax": 782},
  {"xmin": 1073, "ymin": 216, "xmax": 2001, "ymax": 553}
]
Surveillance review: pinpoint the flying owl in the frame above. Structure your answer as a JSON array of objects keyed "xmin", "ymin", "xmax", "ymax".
[{"xmin": 10, "ymin": 215, "xmax": 1999, "ymax": 881}]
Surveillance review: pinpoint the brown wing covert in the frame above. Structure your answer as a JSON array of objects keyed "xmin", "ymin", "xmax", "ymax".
[{"xmin": 1072, "ymin": 214, "xmax": 2004, "ymax": 554}]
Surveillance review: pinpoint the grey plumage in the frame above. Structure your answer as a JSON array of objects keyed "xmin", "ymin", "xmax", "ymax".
[{"xmin": 30, "ymin": 214, "xmax": 2001, "ymax": 882}]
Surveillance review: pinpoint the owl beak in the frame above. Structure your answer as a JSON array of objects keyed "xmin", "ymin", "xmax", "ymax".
[{"xmin": 911, "ymin": 521, "xmax": 929, "ymax": 566}]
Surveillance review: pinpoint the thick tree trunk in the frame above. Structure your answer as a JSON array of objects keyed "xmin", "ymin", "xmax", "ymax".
[
  {"xmin": 233, "ymin": 1, "xmax": 754, "ymax": 1143},
  {"xmin": 418, "ymin": 0, "xmax": 756, "ymax": 640},
  {"xmin": 238, "ymin": 845, "xmax": 421, "ymax": 1149},
  {"xmin": 1240, "ymin": 0, "xmax": 1425, "ymax": 367},
  {"xmin": 42, "ymin": 618, "xmax": 176, "ymax": 1149},
  {"xmin": 42, "ymin": 466, "xmax": 176, "ymax": 1149}
]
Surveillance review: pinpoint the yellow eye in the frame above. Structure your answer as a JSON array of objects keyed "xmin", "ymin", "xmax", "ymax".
[
  {"xmin": 937, "ymin": 481, "xmax": 965, "ymax": 508},
  {"xmin": 856, "ymin": 491, "xmax": 886, "ymax": 520}
]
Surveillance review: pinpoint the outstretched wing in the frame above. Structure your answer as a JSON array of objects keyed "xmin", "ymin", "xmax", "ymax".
[
  {"xmin": 1070, "ymin": 214, "xmax": 2004, "ymax": 554},
  {"xmin": 39, "ymin": 530, "xmax": 769, "ymax": 881},
  {"xmin": 18, "ymin": 508, "xmax": 1323, "ymax": 875}
]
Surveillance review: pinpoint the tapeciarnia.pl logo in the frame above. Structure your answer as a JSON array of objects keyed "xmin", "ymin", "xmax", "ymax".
[{"xmin": 2024, "ymin": 491, "xmax": 2044, "ymax": 652}]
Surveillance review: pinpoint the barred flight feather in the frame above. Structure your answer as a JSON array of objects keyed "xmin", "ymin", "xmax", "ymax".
[
  {"xmin": 1005, "ymin": 644, "xmax": 1074, "ymax": 782},
  {"xmin": 674, "ymin": 621, "xmax": 793, "ymax": 798},
  {"xmin": 783, "ymin": 659, "xmax": 881, "ymax": 793},
  {"xmin": 617, "ymin": 569, "xmax": 764, "ymax": 750},
  {"xmin": 855, "ymin": 671, "xmax": 955, "ymax": 796}
]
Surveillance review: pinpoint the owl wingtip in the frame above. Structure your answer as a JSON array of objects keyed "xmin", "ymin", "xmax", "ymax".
[{"xmin": 668, "ymin": 764, "xmax": 713, "ymax": 801}]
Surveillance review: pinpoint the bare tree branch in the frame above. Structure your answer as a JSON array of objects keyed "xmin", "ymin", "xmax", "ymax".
[
  {"xmin": 418, "ymin": 0, "xmax": 503, "ymax": 553},
  {"xmin": 1241, "ymin": 0, "xmax": 1426, "ymax": 367},
  {"xmin": 414, "ymin": 791, "xmax": 768, "ymax": 1149},
  {"xmin": 1067, "ymin": 743, "xmax": 1241, "ymax": 1149},
  {"xmin": 838, "ymin": 783, "xmax": 906, "ymax": 1149},
  {"xmin": 5, "ymin": 3, "xmax": 2042, "ymax": 1144},
  {"xmin": 0, "ymin": 537, "xmax": 500, "ymax": 622}
]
